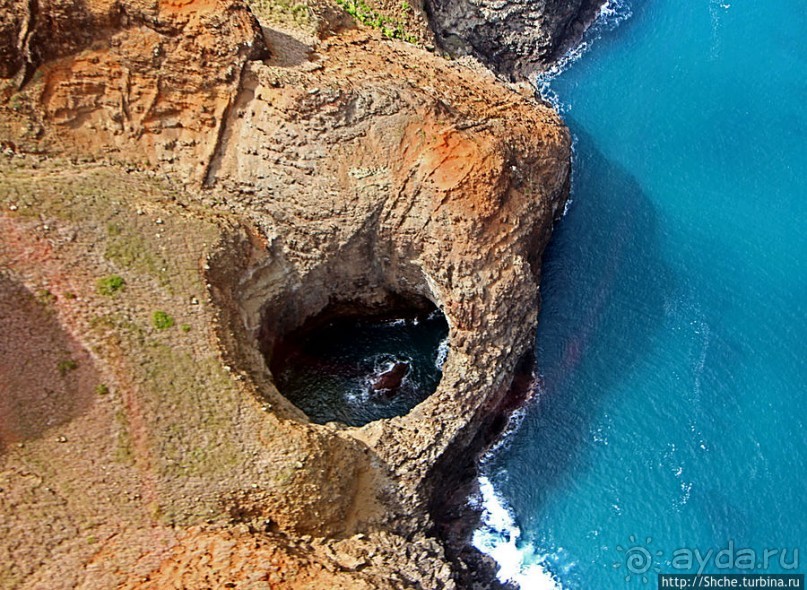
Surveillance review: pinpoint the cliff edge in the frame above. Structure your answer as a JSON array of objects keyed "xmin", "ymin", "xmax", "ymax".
[{"xmin": 0, "ymin": 0, "xmax": 580, "ymax": 587}]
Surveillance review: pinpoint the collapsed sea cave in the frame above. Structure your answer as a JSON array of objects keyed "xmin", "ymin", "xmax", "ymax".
[{"xmin": 264, "ymin": 296, "xmax": 450, "ymax": 427}]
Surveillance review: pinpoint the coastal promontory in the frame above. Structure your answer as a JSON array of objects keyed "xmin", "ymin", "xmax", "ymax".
[{"xmin": 0, "ymin": 0, "xmax": 580, "ymax": 586}]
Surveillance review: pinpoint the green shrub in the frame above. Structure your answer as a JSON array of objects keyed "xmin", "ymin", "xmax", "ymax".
[
  {"xmin": 96, "ymin": 275, "xmax": 126, "ymax": 296},
  {"xmin": 152, "ymin": 310, "xmax": 175, "ymax": 330},
  {"xmin": 335, "ymin": 0, "xmax": 418, "ymax": 43},
  {"xmin": 36, "ymin": 289, "xmax": 56, "ymax": 304}
]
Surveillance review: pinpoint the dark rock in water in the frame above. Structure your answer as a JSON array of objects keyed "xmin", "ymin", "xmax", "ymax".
[{"xmin": 371, "ymin": 362, "xmax": 410, "ymax": 395}]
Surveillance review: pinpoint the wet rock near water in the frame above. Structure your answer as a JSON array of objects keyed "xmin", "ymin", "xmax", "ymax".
[{"xmin": 370, "ymin": 361, "xmax": 411, "ymax": 396}]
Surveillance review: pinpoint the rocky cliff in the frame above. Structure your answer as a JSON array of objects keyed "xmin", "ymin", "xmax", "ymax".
[
  {"xmin": 0, "ymin": 0, "xmax": 580, "ymax": 587},
  {"xmin": 425, "ymin": 0, "xmax": 605, "ymax": 80}
]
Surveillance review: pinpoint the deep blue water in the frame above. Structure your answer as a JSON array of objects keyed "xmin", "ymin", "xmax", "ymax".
[{"xmin": 474, "ymin": 1, "xmax": 807, "ymax": 587}]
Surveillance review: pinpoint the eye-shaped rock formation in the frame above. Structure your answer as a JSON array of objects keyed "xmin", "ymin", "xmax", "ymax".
[{"xmin": 204, "ymin": 27, "xmax": 571, "ymax": 538}]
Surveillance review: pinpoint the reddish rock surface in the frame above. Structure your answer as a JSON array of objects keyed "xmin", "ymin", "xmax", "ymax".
[{"xmin": 371, "ymin": 361, "xmax": 411, "ymax": 393}]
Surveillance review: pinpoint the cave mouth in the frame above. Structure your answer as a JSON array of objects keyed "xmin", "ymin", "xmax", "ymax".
[{"xmin": 268, "ymin": 298, "xmax": 449, "ymax": 427}]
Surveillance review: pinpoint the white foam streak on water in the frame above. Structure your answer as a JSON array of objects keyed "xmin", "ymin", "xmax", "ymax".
[
  {"xmin": 472, "ymin": 477, "xmax": 563, "ymax": 589},
  {"xmin": 434, "ymin": 337, "xmax": 449, "ymax": 369},
  {"xmin": 708, "ymin": 0, "xmax": 732, "ymax": 60}
]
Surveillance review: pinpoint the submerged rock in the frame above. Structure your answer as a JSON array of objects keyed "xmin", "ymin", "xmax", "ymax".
[{"xmin": 370, "ymin": 361, "xmax": 411, "ymax": 395}]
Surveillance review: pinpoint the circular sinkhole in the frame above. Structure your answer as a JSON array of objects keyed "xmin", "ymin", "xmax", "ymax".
[{"xmin": 268, "ymin": 301, "xmax": 449, "ymax": 427}]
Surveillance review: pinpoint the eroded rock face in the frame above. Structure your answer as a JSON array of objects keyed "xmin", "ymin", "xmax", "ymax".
[
  {"xmin": 425, "ymin": 0, "xmax": 604, "ymax": 80},
  {"xmin": 0, "ymin": 0, "xmax": 267, "ymax": 182}
]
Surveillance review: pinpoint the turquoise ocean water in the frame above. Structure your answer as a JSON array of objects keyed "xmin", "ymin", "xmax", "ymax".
[{"xmin": 473, "ymin": 0, "xmax": 807, "ymax": 587}]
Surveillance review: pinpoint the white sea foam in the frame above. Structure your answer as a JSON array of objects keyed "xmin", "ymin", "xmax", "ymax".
[
  {"xmin": 534, "ymin": 0, "xmax": 633, "ymax": 111},
  {"xmin": 472, "ymin": 477, "xmax": 564, "ymax": 589},
  {"xmin": 347, "ymin": 383, "xmax": 370, "ymax": 403},
  {"xmin": 373, "ymin": 356, "xmax": 397, "ymax": 373},
  {"xmin": 597, "ymin": 0, "xmax": 632, "ymax": 22},
  {"xmin": 472, "ymin": 385, "xmax": 566, "ymax": 587},
  {"xmin": 435, "ymin": 336, "xmax": 449, "ymax": 369},
  {"xmin": 561, "ymin": 197, "xmax": 574, "ymax": 217}
]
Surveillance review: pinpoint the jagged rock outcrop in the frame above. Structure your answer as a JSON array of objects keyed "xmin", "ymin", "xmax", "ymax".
[
  {"xmin": 371, "ymin": 362, "xmax": 410, "ymax": 394},
  {"xmin": 0, "ymin": 0, "xmax": 574, "ymax": 587},
  {"xmin": 424, "ymin": 0, "xmax": 604, "ymax": 80},
  {"xmin": 0, "ymin": 0, "xmax": 267, "ymax": 182}
]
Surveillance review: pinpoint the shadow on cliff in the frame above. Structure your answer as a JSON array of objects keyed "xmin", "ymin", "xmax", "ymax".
[
  {"xmin": 263, "ymin": 28, "xmax": 313, "ymax": 68},
  {"xmin": 484, "ymin": 124, "xmax": 675, "ymax": 529}
]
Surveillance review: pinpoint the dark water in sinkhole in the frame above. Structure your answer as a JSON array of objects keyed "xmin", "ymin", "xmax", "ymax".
[{"xmin": 270, "ymin": 309, "xmax": 449, "ymax": 427}]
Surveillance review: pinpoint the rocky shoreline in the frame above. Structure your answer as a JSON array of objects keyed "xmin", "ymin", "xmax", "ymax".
[
  {"xmin": 0, "ymin": 0, "xmax": 600, "ymax": 586},
  {"xmin": 426, "ymin": 0, "xmax": 607, "ymax": 81}
]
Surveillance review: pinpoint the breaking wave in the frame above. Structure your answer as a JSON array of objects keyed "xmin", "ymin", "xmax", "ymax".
[
  {"xmin": 472, "ymin": 477, "xmax": 564, "ymax": 589},
  {"xmin": 535, "ymin": 0, "xmax": 633, "ymax": 111}
]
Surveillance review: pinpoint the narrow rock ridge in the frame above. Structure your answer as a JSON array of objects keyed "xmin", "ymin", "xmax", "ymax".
[{"xmin": 0, "ymin": 0, "xmax": 595, "ymax": 586}]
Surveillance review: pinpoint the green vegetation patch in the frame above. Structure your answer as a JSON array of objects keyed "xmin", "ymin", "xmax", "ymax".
[
  {"xmin": 0, "ymin": 158, "xmax": 218, "ymax": 298},
  {"xmin": 57, "ymin": 359, "xmax": 78, "ymax": 375},
  {"xmin": 335, "ymin": 0, "xmax": 418, "ymax": 43},
  {"xmin": 151, "ymin": 310, "xmax": 175, "ymax": 330},
  {"xmin": 246, "ymin": 0, "xmax": 314, "ymax": 30},
  {"xmin": 35, "ymin": 289, "xmax": 56, "ymax": 305},
  {"xmin": 96, "ymin": 275, "xmax": 126, "ymax": 296}
]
